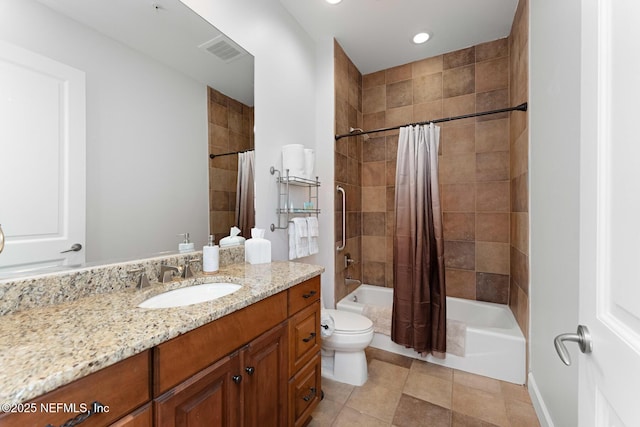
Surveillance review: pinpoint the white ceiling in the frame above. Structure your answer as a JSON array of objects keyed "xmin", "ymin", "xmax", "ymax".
[
  {"xmin": 280, "ymin": 0, "xmax": 519, "ymax": 75},
  {"xmin": 36, "ymin": 0, "xmax": 255, "ymax": 105}
]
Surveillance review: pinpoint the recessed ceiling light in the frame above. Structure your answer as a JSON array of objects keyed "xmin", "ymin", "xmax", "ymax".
[
  {"xmin": 326, "ymin": 0, "xmax": 343, "ymax": 4},
  {"xmin": 413, "ymin": 32, "xmax": 431, "ymax": 44}
]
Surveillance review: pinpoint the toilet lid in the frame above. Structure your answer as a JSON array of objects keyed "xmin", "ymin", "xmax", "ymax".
[{"xmin": 323, "ymin": 309, "xmax": 373, "ymax": 332}]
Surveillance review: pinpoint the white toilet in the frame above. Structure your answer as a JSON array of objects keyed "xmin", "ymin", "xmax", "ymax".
[{"xmin": 321, "ymin": 308, "xmax": 374, "ymax": 386}]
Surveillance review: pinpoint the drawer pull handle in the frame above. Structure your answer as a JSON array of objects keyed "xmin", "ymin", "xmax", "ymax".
[
  {"xmin": 302, "ymin": 332, "xmax": 316, "ymax": 343},
  {"xmin": 232, "ymin": 374, "xmax": 243, "ymax": 384},
  {"xmin": 302, "ymin": 387, "xmax": 317, "ymax": 402},
  {"xmin": 45, "ymin": 401, "xmax": 105, "ymax": 427},
  {"xmin": 245, "ymin": 366, "xmax": 255, "ymax": 375},
  {"xmin": 302, "ymin": 290, "xmax": 317, "ymax": 299}
]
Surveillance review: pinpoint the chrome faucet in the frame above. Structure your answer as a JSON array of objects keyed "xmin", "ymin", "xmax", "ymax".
[{"xmin": 158, "ymin": 263, "xmax": 182, "ymax": 283}]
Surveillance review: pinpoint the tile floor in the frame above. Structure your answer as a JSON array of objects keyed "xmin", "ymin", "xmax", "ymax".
[{"xmin": 309, "ymin": 348, "xmax": 540, "ymax": 427}]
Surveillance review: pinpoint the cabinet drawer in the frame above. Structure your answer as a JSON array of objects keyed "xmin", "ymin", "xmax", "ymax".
[
  {"xmin": 288, "ymin": 301, "xmax": 321, "ymax": 376},
  {"xmin": 288, "ymin": 276, "xmax": 320, "ymax": 315},
  {"xmin": 288, "ymin": 354, "xmax": 321, "ymax": 427},
  {"xmin": 0, "ymin": 350, "xmax": 151, "ymax": 427},
  {"xmin": 154, "ymin": 291, "xmax": 287, "ymax": 395}
]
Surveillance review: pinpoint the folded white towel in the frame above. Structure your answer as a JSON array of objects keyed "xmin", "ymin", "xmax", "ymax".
[
  {"xmin": 288, "ymin": 222, "xmax": 297, "ymax": 260},
  {"xmin": 294, "ymin": 217, "xmax": 308, "ymax": 237},
  {"xmin": 307, "ymin": 217, "xmax": 319, "ymax": 255},
  {"xmin": 292, "ymin": 218, "xmax": 309, "ymax": 258},
  {"xmin": 307, "ymin": 217, "xmax": 319, "ymax": 236}
]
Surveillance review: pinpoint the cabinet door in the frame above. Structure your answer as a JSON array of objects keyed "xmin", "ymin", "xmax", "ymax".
[
  {"xmin": 155, "ymin": 353, "xmax": 242, "ymax": 427},
  {"xmin": 243, "ymin": 322, "xmax": 288, "ymax": 427},
  {"xmin": 110, "ymin": 403, "xmax": 152, "ymax": 427}
]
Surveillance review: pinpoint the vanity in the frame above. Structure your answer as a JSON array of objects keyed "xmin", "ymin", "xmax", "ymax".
[{"xmin": 0, "ymin": 257, "xmax": 323, "ymax": 427}]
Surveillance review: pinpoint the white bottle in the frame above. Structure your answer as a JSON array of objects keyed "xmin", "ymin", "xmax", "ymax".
[
  {"xmin": 203, "ymin": 235, "xmax": 220, "ymax": 274},
  {"xmin": 178, "ymin": 233, "xmax": 195, "ymax": 253}
]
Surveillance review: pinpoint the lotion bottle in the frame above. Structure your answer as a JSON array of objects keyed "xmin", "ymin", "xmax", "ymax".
[{"xmin": 202, "ymin": 235, "xmax": 219, "ymax": 274}]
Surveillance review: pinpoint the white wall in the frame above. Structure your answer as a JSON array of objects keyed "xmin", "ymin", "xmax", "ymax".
[
  {"xmin": 182, "ymin": 0, "xmax": 336, "ymax": 293},
  {"xmin": 0, "ymin": 0, "xmax": 209, "ymax": 262},
  {"xmin": 529, "ymin": 1, "xmax": 581, "ymax": 425}
]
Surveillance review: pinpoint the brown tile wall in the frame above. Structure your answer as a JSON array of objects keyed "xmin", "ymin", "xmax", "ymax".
[
  {"xmin": 207, "ymin": 87, "xmax": 254, "ymax": 242},
  {"xmin": 334, "ymin": 1, "xmax": 529, "ymax": 311},
  {"xmin": 508, "ymin": 0, "xmax": 529, "ymax": 338},
  {"xmin": 334, "ymin": 41, "xmax": 364, "ymax": 303},
  {"xmin": 360, "ymin": 39, "xmax": 512, "ymax": 304}
]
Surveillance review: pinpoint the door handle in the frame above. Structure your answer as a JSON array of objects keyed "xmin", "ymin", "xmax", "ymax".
[
  {"xmin": 60, "ymin": 243, "xmax": 82, "ymax": 253},
  {"xmin": 554, "ymin": 325, "xmax": 593, "ymax": 366}
]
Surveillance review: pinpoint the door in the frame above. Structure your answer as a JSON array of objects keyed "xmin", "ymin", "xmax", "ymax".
[
  {"xmin": 0, "ymin": 40, "xmax": 85, "ymax": 275},
  {"xmin": 579, "ymin": 0, "xmax": 640, "ymax": 425}
]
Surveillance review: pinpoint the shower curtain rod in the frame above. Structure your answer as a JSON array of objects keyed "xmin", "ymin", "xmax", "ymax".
[
  {"xmin": 335, "ymin": 102, "xmax": 528, "ymax": 141},
  {"xmin": 209, "ymin": 148, "xmax": 254, "ymax": 159}
]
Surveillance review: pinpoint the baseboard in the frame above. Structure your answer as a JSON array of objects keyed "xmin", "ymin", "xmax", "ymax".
[{"xmin": 528, "ymin": 372, "xmax": 554, "ymax": 427}]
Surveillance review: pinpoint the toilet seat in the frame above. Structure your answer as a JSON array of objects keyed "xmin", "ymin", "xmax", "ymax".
[{"xmin": 323, "ymin": 309, "xmax": 373, "ymax": 334}]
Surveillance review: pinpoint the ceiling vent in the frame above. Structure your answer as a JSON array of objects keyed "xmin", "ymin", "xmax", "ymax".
[{"xmin": 199, "ymin": 35, "xmax": 248, "ymax": 63}]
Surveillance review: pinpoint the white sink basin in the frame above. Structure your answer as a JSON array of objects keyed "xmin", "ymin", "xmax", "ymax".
[{"xmin": 138, "ymin": 283, "xmax": 241, "ymax": 309}]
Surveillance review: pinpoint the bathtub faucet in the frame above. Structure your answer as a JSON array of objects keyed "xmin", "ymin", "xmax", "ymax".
[{"xmin": 344, "ymin": 253, "xmax": 358, "ymax": 268}]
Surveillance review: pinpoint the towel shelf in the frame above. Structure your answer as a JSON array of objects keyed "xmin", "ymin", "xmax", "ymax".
[{"xmin": 270, "ymin": 166, "xmax": 320, "ymax": 232}]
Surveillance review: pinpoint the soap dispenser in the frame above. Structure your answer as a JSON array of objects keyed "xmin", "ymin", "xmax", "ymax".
[
  {"xmin": 202, "ymin": 234, "xmax": 220, "ymax": 274},
  {"xmin": 178, "ymin": 233, "xmax": 195, "ymax": 253}
]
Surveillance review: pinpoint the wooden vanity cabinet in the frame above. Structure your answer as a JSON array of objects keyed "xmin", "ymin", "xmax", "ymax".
[
  {"xmin": 153, "ymin": 289, "xmax": 291, "ymax": 427},
  {"xmin": 154, "ymin": 322, "xmax": 288, "ymax": 427},
  {"xmin": 286, "ymin": 276, "xmax": 322, "ymax": 427},
  {"xmin": 0, "ymin": 350, "xmax": 151, "ymax": 427},
  {"xmin": 0, "ymin": 275, "xmax": 321, "ymax": 427},
  {"xmin": 155, "ymin": 276, "xmax": 322, "ymax": 427}
]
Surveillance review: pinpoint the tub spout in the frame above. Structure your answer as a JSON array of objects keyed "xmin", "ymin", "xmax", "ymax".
[{"xmin": 345, "ymin": 278, "xmax": 361, "ymax": 287}]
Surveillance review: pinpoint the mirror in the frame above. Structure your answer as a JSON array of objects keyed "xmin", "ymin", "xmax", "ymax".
[{"xmin": 0, "ymin": 0, "xmax": 254, "ymax": 277}]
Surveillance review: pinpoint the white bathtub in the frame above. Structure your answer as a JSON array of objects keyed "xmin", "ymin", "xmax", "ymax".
[{"xmin": 337, "ymin": 284, "xmax": 526, "ymax": 384}]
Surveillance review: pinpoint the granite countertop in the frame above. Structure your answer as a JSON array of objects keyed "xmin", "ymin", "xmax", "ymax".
[{"xmin": 0, "ymin": 261, "xmax": 324, "ymax": 405}]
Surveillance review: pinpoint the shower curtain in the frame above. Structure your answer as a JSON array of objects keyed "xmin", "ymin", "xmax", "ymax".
[
  {"xmin": 235, "ymin": 151, "xmax": 255, "ymax": 238},
  {"xmin": 391, "ymin": 123, "xmax": 447, "ymax": 356}
]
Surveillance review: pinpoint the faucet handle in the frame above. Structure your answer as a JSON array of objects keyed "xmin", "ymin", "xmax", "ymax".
[
  {"xmin": 181, "ymin": 256, "xmax": 199, "ymax": 279},
  {"xmin": 127, "ymin": 268, "xmax": 150, "ymax": 289},
  {"xmin": 344, "ymin": 253, "xmax": 358, "ymax": 268}
]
